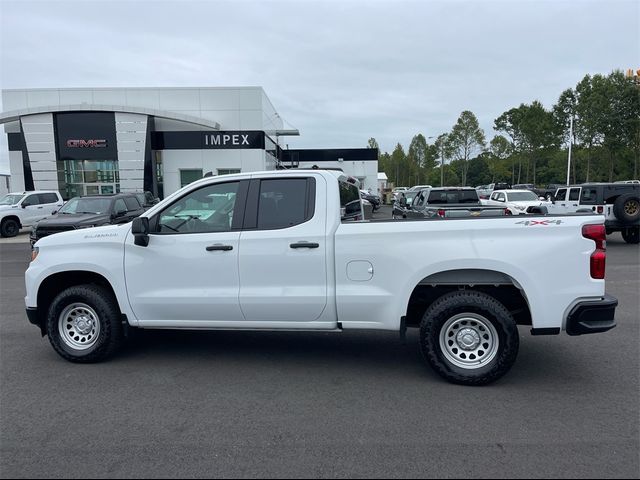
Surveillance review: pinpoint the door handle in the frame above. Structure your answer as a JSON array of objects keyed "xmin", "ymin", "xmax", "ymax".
[
  {"xmin": 206, "ymin": 244, "xmax": 233, "ymax": 251},
  {"xmin": 290, "ymin": 242, "xmax": 319, "ymax": 249}
]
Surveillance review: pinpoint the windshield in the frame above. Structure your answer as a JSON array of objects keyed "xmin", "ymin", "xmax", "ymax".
[
  {"xmin": 0, "ymin": 194, "xmax": 25, "ymax": 206},
  {"xmin": 59, "ymin": 197, "xmax": 112, "ymax": 215},
  {"xmin": 507, "ymin": 191, "xmax": 538, "ymax": 201}
]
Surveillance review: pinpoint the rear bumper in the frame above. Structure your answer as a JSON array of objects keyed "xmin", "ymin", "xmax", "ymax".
[{"xmin": 566, "ymin": 294, "xmax": 618, "ymax": 336}]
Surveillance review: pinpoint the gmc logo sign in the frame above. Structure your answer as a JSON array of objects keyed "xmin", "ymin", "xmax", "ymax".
[{"xmin": 66, "ymin": 139, "xmax": 107, "ymax": 148}]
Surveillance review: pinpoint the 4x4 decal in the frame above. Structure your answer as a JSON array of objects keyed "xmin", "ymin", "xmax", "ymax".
[{"xmin": 516, "ymin": 219, "xmax": 564, "ymax": 226}]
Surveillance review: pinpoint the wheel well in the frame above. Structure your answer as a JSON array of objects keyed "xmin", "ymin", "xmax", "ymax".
[
  {"xmin": 405, "ymin": 270, "xmax": 532, "ymax": 328},
  {"xmin": 36, "ymin": 271, "xmax": 120, "ymax": 331},
  {"xmin": 1, "ymin": 215, "xmax": 21, "ymax": 227}
]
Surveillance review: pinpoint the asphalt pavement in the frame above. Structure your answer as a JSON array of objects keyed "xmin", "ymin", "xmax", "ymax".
[{"xmin": 0, "ymin": 225, "xmax": 638, "ymax": 478}]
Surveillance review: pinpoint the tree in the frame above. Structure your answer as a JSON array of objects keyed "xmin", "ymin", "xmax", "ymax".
[
  {"xmin": 433, "ymin": 133, "xmax": 450, "ymax": 187},
  {"xmin": 488, "ymin": 135, "xmax": 512, "ymax": 182},
  {"xmin": 390, "ymin": 143, "xmax": 408, "ymax": 186},
  {"xmin": 367, "ymin": 137, "xmax": 379, "ymax": 150},
  {"xmin": 407, "ymin": 133, "xmax": 436, "ymax": 185},
  {"xmin": 447, "ymin": 111, "xmax": 486, "ymax": 186}
]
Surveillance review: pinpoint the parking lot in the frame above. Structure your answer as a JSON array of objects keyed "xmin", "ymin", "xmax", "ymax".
[{"xmin": 0, "ymin": 227, "xmax": 638, "ymax": 478}]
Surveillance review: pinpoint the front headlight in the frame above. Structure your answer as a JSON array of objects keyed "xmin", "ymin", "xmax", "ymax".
[{"xmin": 515, "ymin": 205, "xmax": 526, "ymax": 211}]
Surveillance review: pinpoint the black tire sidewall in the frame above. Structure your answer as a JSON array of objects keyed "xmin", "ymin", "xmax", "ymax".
[
  {"xmin": 420, "ymin": 291, "xmax": 519, "ymax": 385},
  {"xmin": 613, "ymin": 194, "xmax": 640, "ymax": 223},
  {"xmin": 1, "ymin": 219, "xmax": 19, "ymax": 238},
  {"xmin": 622, "ymin": 227, "xmax": 640, "ymax": 244},
  {"xmin": 46, "ymin": 285, "xmax": 122, "ymax": 363}
]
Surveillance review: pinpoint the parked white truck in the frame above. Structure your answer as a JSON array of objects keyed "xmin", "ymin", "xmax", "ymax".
[
  {"xmin": 0, "ymin": 191, "xmax": 63, "ymax": 237},
  {"xmin": 25, "ymin": 170, "xmax": 617, "ymax": 385}
]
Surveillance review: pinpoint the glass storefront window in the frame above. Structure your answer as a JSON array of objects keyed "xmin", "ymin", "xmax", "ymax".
[{"xmin": 58, "ymin": 159, "xmax": 120, "ymax": 200}]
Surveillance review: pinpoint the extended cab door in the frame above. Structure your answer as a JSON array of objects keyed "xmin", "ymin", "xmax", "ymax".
[
  {"xmin": 124, "ymin": 180, "xmax": 248, "ymax": 324},
  {"xmin": 238, "ymin": 176, "xmax": 328, "ymax": 323}
]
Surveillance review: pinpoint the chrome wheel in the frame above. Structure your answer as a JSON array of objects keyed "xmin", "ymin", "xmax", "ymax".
[
  {"xmin": 439, "ymin": 313, "xmax": 499, "ymax": 370},
  {"xmin": 58, "ymin": 303, "xmax": 101, "ymax": 350},
  {"xmin": 624, "ymin": 200, "xmax": 639, "ymax": 217}
]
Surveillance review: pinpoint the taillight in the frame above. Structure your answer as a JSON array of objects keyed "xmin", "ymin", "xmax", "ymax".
[
  {"xmin": 505, "ymin": 208, "xmax": 512, "ymax": 216},
  {"xmin": 437, "ymin": 209, "xmax": 446, "ymax": 218},
  {"xmin": 582, "ymin": 224, "xmax": 606, "ymax": 279},
  {"xmin": 597, "ymin": 206, "xmax": 604, "ymax": 214}
]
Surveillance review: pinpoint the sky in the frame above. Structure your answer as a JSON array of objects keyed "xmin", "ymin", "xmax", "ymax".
[{"xmin": 0, "ymin": 0, "xmax": 638, "ymax": 174}]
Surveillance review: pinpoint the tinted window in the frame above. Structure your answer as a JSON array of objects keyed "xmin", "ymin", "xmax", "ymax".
[
  {"xmin": 22, "ymin": 194, "xmax": 40, "ymax": 207},
  {"xmin": 157, "ymin": 182, "xmax": 239, "ymax": 234},
  {"xmin": 569, "ymin": 188, "xmax": 581, "ymax": 201},
  {"xmin": 124, "ymin": 197, "xmax": 141, "ymax": 211},
  {"xmin": 555, "ymin": 188, "xmax": 567, "ymax": 201},
  {"xmin": 580, "ymin": 187, "xmax": 599, "ymax": 205},
  {"xmin": 257, "ymin": 178, "xmax": 311, "ymax": 229},
  {"xmin": 39, "ymin": 193, "xmax": 59, "ymax": 204},
  {"xmin": 427, "ymin": 190, "xmax": 478, "ymax": 204},
  {"xmin": 114, "ymin": 199, "xmax": 127, "ymax": 214}
]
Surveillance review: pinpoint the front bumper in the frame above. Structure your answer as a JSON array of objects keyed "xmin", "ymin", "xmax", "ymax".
[{"xmin": 566, "ymin": 294, "xmax": 618, "ymax": 336}]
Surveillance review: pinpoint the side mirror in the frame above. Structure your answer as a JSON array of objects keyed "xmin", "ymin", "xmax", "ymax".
[
  {"xmin": 132, "ymin": 217, "xmax": 150, "ymax": 247},
  {"xmin": 52, "ymin": 210, "xmax": 57, "ymax": 215},
  {"xmin": 539, "ymin": 197, "xmax": 546, "ymax": 201},
  {"xmin": 21, "ymin": 203, "xmax": 28, "ymax": 209}
]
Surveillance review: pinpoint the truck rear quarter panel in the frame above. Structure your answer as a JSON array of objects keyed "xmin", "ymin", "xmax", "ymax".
[{"xmin": 334, "ymin": 215, "xmax": 605, "ymax": 332}]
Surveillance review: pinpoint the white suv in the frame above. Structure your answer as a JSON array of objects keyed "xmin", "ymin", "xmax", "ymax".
[{"xmin": 0, "ymin": 191, "xmax": 64, "ymax": 238}]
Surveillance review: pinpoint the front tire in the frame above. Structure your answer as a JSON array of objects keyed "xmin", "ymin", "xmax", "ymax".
[
  {"xmin": 1, "ymin": 218, "xmax": 20, "ymax": 237},
  {"xmin": 420, "ymin": 291, "xmax": 519, "ymax": 385},
  {"xmin": 46, "ymin": 284, "xmax": 123, "ymax": 363}
]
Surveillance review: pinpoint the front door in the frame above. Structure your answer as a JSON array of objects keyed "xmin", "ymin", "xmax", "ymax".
[
  {"xmin": 238, "ymin": 177, "xmax": 328, "ymax": 323},
  {"xmin": 124, "ymin": 180, "xmax": 247, "ymax": 325}
]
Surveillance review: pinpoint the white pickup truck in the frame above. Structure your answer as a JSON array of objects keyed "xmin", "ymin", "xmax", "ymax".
[
  {"xmin": 0, "ymin": 191, "xmax": 64, "ymax": 237},
  {"xmin": 25, "ymin": 170, "xmax": 618, "ymax": 385}
]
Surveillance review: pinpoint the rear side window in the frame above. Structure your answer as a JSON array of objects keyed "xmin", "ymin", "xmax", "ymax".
[
  {"xmin": 257, "ymin": 178, "xmax": 314, "ymax": 229},
  {"xmin": 580, "ymin": 187, "xmax": 598, "ymax": 204},
  {"xmin": 124, "ymin": 197, "xmax": 141, "ymax": 211},
  {"xmin": 555, "ymin": 188, "xmax": 567, "ymax": 201},
  {"xmin": 569, "ymin": 188, "xmax": 580, "ymax": 201}
]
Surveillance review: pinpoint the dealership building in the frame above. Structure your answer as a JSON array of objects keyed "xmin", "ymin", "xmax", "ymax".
[{"xmin": 0, "ymin": 87, "xmax": 378, "ymax": 199}]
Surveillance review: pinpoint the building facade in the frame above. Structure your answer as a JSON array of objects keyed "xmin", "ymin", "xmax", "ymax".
[{"xmin": 1, "ymin": 87, "xmax": 378, "ymax": 199}]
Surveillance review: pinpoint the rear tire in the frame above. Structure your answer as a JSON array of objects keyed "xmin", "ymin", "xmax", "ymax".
[
  {"xmin": 420, "ymin": 290, "xmax": 519, "ymax": 385},
  {"xmin": 621, "ymin": 226, "xmax": 640, "ymax": 244},
  {"xmin": 1, "ymin": 218, "xmax": 20, "ymax": 238},
  {"xmin": 46, "ymin": 284, "xmax": 124, "ymax": 363}
]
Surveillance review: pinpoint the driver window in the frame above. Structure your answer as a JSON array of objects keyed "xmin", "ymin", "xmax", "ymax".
[
  {"xmin": 22, "ymin": 195, "xmax": 39, "ymax": 207},
  {"xmin": 156, "ymin": 182, "xmax": 239, "ymax": 234}
]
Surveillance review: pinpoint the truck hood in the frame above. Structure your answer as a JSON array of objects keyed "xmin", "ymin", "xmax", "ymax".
[
  {"xmin": 34, "ymin": 223, "xmax": 130, "ymax": 248},
  {"xmin": 35, "ymin": 213, "xmax": 111, "ymax": 228},
  {"xmin": 0, "ymin": 204, "xmax": 20, "ymax": 212}
]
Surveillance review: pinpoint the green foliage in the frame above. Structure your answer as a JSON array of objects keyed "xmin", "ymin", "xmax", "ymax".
[{"xmin": 375, "ymin": 70, "xmax": 640, "ymax": 188}]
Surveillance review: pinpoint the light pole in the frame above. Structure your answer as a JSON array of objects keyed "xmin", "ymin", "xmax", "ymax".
[{"xmin": 430, "ymin": 135, "xmax": 446, "ymax": 187}]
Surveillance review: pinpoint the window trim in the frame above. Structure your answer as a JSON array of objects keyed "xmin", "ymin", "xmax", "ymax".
[
  {"xmin": 149, "ymin": 180, "xmax": 249, "ymax": 235},
  {"xmin": 242, "ymin": 177, "xmax": 316, "ymax": 231}
]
